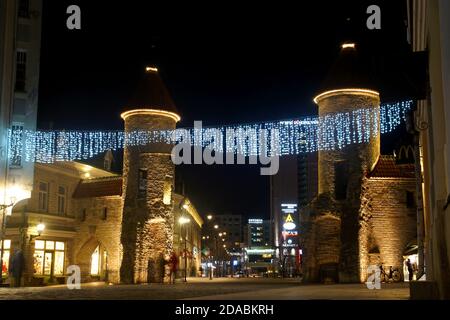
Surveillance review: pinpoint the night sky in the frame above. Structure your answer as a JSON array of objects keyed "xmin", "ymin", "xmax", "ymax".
[{"xmin": 37, "ymin": 0, "xmax": 414, "ymax": 219}]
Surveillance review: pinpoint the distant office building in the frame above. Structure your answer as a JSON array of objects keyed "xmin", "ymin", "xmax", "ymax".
[
  {"xmin": 270, "ymin": 155, "xmax": 317, "ymax": 276},
  {"xmin": 213, "ymin": 214, "xmax": 243, "ymax": 249},
  {"xmin": 297, "ymin": 153, "xmax": 318, "ymax": 208},
  {"xmin": 247, "ymin": 219, "xmax": 271, "ymax": 248},
  {"xmin": 270, "ymin": 156, "xmax": 298, "ymax": 251},
  {"xmin": 244, "ymin": 219, "xmax": 274, "ymax": 275}
]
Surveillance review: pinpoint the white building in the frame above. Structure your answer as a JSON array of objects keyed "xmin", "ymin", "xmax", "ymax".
[{"xmin": 0, "ymin": 0, "xmax": 42, "ymax": 209}]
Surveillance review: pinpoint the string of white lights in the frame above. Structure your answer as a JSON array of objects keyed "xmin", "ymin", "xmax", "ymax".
[{"xmin": 8, "ymin": 101, "xmax": 413, "ymax": 163}]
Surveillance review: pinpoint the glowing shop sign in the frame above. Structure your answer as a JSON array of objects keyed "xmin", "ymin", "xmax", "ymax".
[{"xmin": 283, "ymin": 215, "xmax": 296, "ymax": 231}]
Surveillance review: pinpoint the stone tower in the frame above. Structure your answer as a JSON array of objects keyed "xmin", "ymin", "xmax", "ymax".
[
  {"xmin": 120, "ymin": 67, "xmax": 181, "ymax": 284},
  {"xmin": 302, "ymin": 43, "xmax": 380, "ymax": 283}
]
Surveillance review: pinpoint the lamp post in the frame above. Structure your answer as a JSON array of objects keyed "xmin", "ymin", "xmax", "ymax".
[
  {"xmin": 30, "ymin": 222, "xmax": 46, "ymax": 241},
  {"xmin": 179, "ymin": 216, "xmax": 190, "ymax": 283},
  {"xmin": 0, "ymin": 198, "xmax": 16, "ymax": 284}
]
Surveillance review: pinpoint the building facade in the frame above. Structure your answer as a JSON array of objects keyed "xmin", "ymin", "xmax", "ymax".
[
  {"xmin": 297, "ymin": 153, "xmax": 318, "ymax": 209},
  {"xmin": 0, "ymin": 0, "xmax": 42, "ymax": 216},
  {"xmin": 247, "ymin": 219, "xmax": 271, "ymax": 248},
  {"xmin": 213, "ymin": 214, "xmax": 243, "ymax": 250},
  {"xmin": 172, "ymin": 194, "xmax": 203, "ymax": 278},
  {"xmin": 270, "ymin": 156, "xmax": 297, "ymax": 267},
  {"xmin": 243, "ymin": 219, "xmax": 274, "ymax": 276},
  {"xmin": 2, "ymin": 160, "xmax": 202, "ymax": 286},
  {"xmin": 409, "ymin": 0, "xmax": 450, "ymax": 299},
  {"xmin": 270, "ymin": 155, "xmax": 312, "ymax": 276}
]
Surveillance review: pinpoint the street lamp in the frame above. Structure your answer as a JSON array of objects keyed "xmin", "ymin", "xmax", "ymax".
[
  {"xmin": 30, "ymin": 222, "xmax": 45, "ymax": 241},
  {"xmin": 36, "ymin": 223, "xmax": 45, "ymax": 236},
  {"xmin": 207, "ymin": 215, "xmax": 213, "ymax": 221},
  {"xmin": 179, "ymin": 216, "xmax": 190, "ymax": 283}
]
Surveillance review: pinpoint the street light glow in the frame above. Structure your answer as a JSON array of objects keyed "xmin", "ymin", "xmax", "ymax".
[
  {"xmin": 37, "ymin": 223, "xmax": 46, "ymax": 235},
  {"xmin": 214, "ymin": 225, "xmax": 219, "ymax": 229},
  {"xmin": 179, "ymin": 217, "xmax": 191, "ymax": 225},
  {"xmin": 207, "ymin": 215, "xmax": 213, "ymax": 220}
]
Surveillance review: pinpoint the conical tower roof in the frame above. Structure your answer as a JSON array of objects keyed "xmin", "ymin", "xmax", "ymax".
[
  {"xmin": 125, "ymin": 66, "xmax": 179, "ymax": 115},
  {"xmin": 314, "ymin": 43, "xmax": 378, "ymax": 103}
]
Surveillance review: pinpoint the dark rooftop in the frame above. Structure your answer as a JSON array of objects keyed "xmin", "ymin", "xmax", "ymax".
[
  {"xmin": 124, "ymin": 67, "xmax": 179, "ymax": 115},
  {"xmin": 368, "ymin": 155, "xmax": 415, "ymax": 179},
  {"xmin": 73, "ymin": 177, "xmax": 123, "ymax": 199},
  {"xmin": 317, "ymin": 43, "xmax": 378, "ymax": 96}
]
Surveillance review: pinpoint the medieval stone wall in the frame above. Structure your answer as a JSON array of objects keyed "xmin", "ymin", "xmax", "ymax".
[
  {"xmin": 359, "ymin": 178, "xmax": 417, "ymax": 281},
  {"xmin": 72, "ymin": 196, "xmax": 123, "ymax": 283},
  {"xmin": 301, "ymin": 212, "xmax": 341, "ymax": 282}
]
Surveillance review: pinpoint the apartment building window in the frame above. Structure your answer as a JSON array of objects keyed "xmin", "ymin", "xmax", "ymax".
[
  {"xmin": 15, "ymin": 51, "xmax": 27, "ymax": 92},
  {"xmin": 18, "ymin": 0, "xmax": 30, "ymax": 18},
  {"xmin": 57, "ymin": 186, "xmax": 67, "ymax": 215},
  {"xmin": 9, "ymin": 124, "xmax": 24, "ymax": 167},
  {"xmin": 38, "ymin": 182, "xmax": 49, "ymax": 212}
]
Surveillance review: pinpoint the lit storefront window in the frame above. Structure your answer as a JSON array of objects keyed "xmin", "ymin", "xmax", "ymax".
[
  {"xmin": 1, "ymin": 240, "xmax": 11, "ymax": 274},
  {"xmin": 33, "ymin": 240, "xmax": 65, "ymax": 276}
]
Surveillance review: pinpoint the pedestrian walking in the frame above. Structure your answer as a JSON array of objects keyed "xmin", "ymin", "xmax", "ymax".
[
  {"xmin": 9, "ymin": 250, "xmax": 25, "ymax": 288},
  {"xmin": 169, "ymin": 252, "xmax": 178, "ymax": 284},
  {"xmin": 406, "ymin": 259, "xmax": 414, "ymax": 281}
]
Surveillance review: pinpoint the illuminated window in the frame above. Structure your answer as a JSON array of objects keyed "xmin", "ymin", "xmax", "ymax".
[
  {"xmin": 34, "ymin": 240, "xmax": 65, "ymax": 276},
  {"xmin": 38, "ymin": 182, "xmax": 49, "ymax": 212},
  {"xmin": 1, "ymin": 240, "xmax": 11, "ymax": 275},
  {"xmin": 15, "ymin": 51, "xmax": 27, "ymax": 92},
  {"xmin": 163, "ymin": 175, "xmax": 173, "ymax": 205},
  {"xmin": 138, "ymin": 169, "xmax": 147, "ymax": 199},
  {"xmin": 57, "ymin": 186, "xmax": 66, "ymax": 215},
  {"xmin": 90, "ymin": 246, "xmax": 100, "ymax": 276}
]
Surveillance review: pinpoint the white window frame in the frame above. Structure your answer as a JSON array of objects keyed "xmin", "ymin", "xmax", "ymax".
[
  {"xmin": 57, "ymin": 185, "xmax": 67, "ymax": 215},
  {"xmin": 38, "ymin": 181, "xmax": 49, "ymax": 212}
]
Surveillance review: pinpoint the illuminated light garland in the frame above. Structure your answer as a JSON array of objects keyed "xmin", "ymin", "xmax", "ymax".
[
  {"xmin": 313, "ymin": 88, "xmax": 380, "ymax": 104},
  {"xmin": 120, "ymin": 109, "xmax": 181, "ymax": 123},
  {"xmin": 8, "ymin": 101, "xmax": 413, "ymax": 164}
]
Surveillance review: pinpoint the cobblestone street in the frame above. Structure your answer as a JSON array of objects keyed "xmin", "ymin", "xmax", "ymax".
[{"xmin": 0, "ymin": 278, "xmax": 410, "ymax": 300}]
